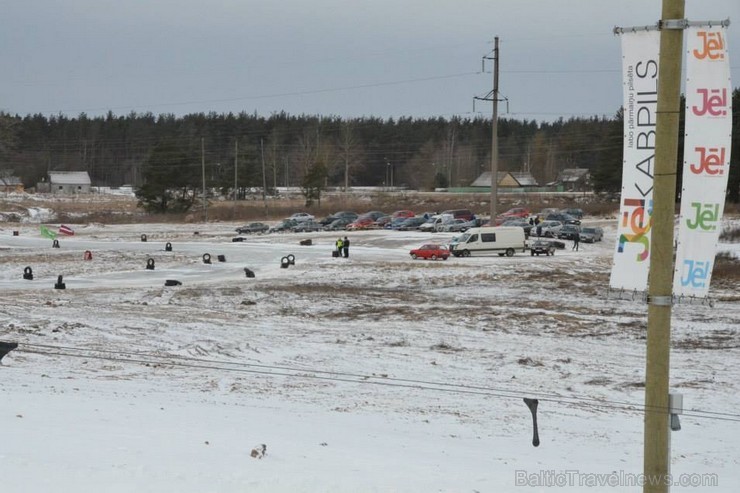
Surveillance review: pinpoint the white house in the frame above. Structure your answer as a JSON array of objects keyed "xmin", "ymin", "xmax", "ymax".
[{"xmin": 42, "ymin": 171, "xmax": 92, "ymax": 194}]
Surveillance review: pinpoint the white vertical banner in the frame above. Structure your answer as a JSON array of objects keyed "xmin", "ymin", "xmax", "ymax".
[
  {"xmin": 610, "ymin": 31, "xmax": 660, "ymax": 291},
  {"xmin": 673, "ymin": 26, "xmax": 732, "ymax": 297}
]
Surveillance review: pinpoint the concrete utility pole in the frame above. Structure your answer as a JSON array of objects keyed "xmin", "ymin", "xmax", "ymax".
[
  {"xmin": 643, "ymin": 0, "xmax": 684, "ymax": 491},
  {"xmin": 201, "ymin": 137, "xmax": 207, "ymax": 222},
  {"xmin": 474, "ymin": 37, "xmax": 501, "ymax": 221},
  {"xmin": 490, "ymin": 36, "xmax": 499, "ymax": 221},
  {"xmin": 260, "ymin": 138, "xmax": 268, "ymax": 217},
  {"xmin": 234, "ymin": 139, "xmax": 238, "ymax": 202}
]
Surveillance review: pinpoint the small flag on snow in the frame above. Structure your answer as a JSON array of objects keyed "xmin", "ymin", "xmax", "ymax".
[
  {"xmin": 40, "ymin": 225, "xmax": 57, "ymax": 240},
  {"xmin": 58, "ymin": 225, "xmax": 75, "ymax": 236}
]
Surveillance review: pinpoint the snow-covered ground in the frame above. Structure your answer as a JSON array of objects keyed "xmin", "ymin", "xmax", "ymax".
[{"xmin": 1, "ymin": 220, "xmax": 738, "ymax": 492}]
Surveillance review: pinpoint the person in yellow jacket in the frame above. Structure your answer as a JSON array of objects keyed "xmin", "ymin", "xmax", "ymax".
[{"xmin": 335, "ymin": 237, "xmax": 344, "ymax": 257}]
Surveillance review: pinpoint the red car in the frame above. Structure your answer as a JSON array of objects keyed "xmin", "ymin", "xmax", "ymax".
[
  {"xmin": 392, "ymin": 210, "xmax": 416, "ymax": 218},
  {"xmin": 494, "ymin": 207, "xmax": 531, "ymax": 225},
  {"xmin": 410, "ymin": 244, "xmax": 450, "ymax": 260},
  {"xmin": 347, "ymin": 217, "xmax": 375, "ymax": 230}
]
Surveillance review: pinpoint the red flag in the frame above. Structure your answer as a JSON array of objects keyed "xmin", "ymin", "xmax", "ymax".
[{"xmin": 58, "ymin": 225, "xmax": 75, "ymax": 236}]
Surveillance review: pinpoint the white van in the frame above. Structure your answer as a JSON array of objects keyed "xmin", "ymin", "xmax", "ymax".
[
  {"xmin": 418, "ymin": 213, "xmax": 453, "ymax": 232},
  {"xmin": 451, "ymin": 226, "xmax": 527, "ymax": 257}
]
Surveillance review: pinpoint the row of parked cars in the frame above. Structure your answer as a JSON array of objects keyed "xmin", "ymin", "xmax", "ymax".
[{"xmin": 235, "ymin": 209, "xmax": 479, "ymax": 235}]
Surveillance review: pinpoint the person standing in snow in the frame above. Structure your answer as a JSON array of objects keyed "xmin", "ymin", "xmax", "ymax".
[
  {"xmin": 335, "ymin": 237, "xmax": 343, "ymax": 257},
  {"xmin": 342, "ymin": 236, "xmax": 350, "ymax": 258},
  {"xmin": 572, "ymin": 230, "xmax": 580, "ymax": 251}
]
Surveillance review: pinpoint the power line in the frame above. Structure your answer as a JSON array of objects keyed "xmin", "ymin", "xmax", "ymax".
[{"xmin": 14, "ymin": 342, "xmax": 740, "ymax": 423}]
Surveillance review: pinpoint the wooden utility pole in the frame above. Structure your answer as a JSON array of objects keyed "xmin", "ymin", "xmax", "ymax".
[{"xmin": 643, "ymin": 0, "xmax": 684, "ymax": 491}]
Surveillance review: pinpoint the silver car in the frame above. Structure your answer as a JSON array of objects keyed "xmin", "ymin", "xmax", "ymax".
[
  {"xmin": 535, "ymin": 220, "xmax": 563, "ymax": 238},
  {"xmin": 579, "ymin": 226, "xmax": 604, "ymax": 243}
]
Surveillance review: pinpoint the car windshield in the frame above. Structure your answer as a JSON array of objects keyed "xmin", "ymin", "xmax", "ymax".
[
  {"xmin": 582, "ymin": 228, "xmax": 596, "ymax": 234},
  {"xmin": 458, "ymin": 233, "xmax": 471, "ymax": 243}
]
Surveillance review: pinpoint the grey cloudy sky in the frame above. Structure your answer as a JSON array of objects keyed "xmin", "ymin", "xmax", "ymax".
[{"xmin": 1, "ymin": 0, "xmax": 738, "ymax": 122}]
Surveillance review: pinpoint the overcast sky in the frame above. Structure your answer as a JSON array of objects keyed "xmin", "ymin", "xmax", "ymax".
[{"xmin": 1, "ymin": 0, "xmax": 738, "ymax": 122}]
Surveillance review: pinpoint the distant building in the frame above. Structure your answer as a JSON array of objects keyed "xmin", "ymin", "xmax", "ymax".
[
  {"xmin": 470, "ymin": 171, "xmax": 539, "ymax": 188},
  {"xmin": 0, "ymin": 176, "xmax": 24, "ymax": 193},
  {"xmin": 38, "ymin": 171, "xmax": 92, "ymax": 194},
  {"xmin": 555, "ymin": 168, "xmax": 591, "ymax": 192}
]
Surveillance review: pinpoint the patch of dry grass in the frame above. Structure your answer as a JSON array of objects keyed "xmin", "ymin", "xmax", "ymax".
[{"xmin": 712, "ymin": 252, "xmax": 740, "ymax": 284}]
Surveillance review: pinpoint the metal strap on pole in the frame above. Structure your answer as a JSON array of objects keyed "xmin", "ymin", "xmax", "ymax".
[
  {"xmin": 647, "ymin": 295, "xmax": 673, "ymax": 307},
  {"xmin": 615, "ymin": 18, "xmax": 730, "ymax": 34}
]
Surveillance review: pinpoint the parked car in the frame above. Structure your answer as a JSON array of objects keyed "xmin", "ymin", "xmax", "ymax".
[
  {"xmin": 579, "ymin": 226, "xmax": 604, "ymax": 243},
  {"xmin": 557, "ymin": 224, "xmax": 581, "ymax": 240},
  {"xmin": 324, "ymin": 218, "xmax": 353, "ymax": 231},
  {"xmin": 419, "ymin": 215, "xmax": 447, "ymax": 232},
  {"xmin": 346, "ymin": 217, "xmax": 375, "ymax": 230},
  {"xmin": 320, "ymin": 211, "xmax": 358, "ymax": 225},
  {"xmin": 535, "ymin": 220, "xmax": 563, "ymax": 238},
  {"xmin": 548, "ymin": 239, "xmax": 567, "ymax": 249},
  {"xmin": 500, "ymin": 207, "xmax": 530, "ymax": 219},
  {"xmin": 561, "ymin": 207, "xmax": 584, "ymax": 219},
  {"xmin": 392, "ymin": 210, "xmax": 416, "ymax": 219},
  {"xmin": 269, "ymin": 219, "xmax": 298, "ymax": 233},
  {"xmin": 373, "ymin": 215, "xmax": 392, "ymax": 228},
  {"xmin": 359, "ymin": 211, "xmax": 387, "ymax": 221},
  {"xmin": 440, "ymin": 209, "xmax": 475, "ymax": 221},
  {"xmin": 387, "ymin": 217, "xmax": 409, "ymax": 230},
  {"xmin": 292, "ymin": 220, "xmax": 323, "ymax": 232},
  {"xmin": 235, "ymin": 222, "xmax": 269, "ymax": 234},
  {"xmin": 287, "ymin": 212, "xmax": 315, "ymax": 223},
  {"xmin": 530, "ymin": 239, "xmax": 556, "ymax": 256},
  {"xmin": 396, "ymin": 216, "xmax": 427, "ymax": 231},
  {"xmin": 501, "ymin": 218, "xmax": 533, "ymax": 237},
  {"xmin": 319, "ymin": 211, "xmax": 356, "ymax": 225},
  {"xmin": 546, "ymin": 212, "xmax": 581, "ymax": 226},
  {"xmin": 438, "ymin": 218, "xmax": 470, "ymax": 233},
  {"xmin": 409, "ymin": 243, "xmax": 450, "ymax": 260}
]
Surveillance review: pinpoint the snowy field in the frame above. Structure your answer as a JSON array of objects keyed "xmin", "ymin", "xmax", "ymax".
[{"xmin": 1, "ymin": 219, "xmax": 739, "ymax": 492}]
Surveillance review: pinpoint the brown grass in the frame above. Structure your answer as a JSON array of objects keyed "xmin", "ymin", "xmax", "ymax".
[
  {"xmin": 719, "ymin": 224, "xmax": 740, "ymax": 242},
  {"xmin": 712, "ymin": 252, "xmax": 740, "ymax": 282}
]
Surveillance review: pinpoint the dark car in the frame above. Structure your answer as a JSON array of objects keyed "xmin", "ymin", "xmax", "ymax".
[
  {"xmin": 546, "ymin": 212, "xmax": 581, "ymax": 226},
  {"xmin": 502, "ymin": 219, "xmax": 533, "ymax": 237},
  {"xmin": 410, "ymin": 243, "xmax": 450, "ymax": 260},
  {"xmin": 374, "ymin": 215, "xmax": 392, "ymax": 228},
  {"xmin": 359, "ymin": 210, "xmax": 387, "ymax": 221},
  {"xmin": 324, "ymin": 218, "xmax": 352, "ymax": 231},
  {"xmin": 561, "ymin": 208, "xmax": 584, "ymax": 219},
  {"xmin": 396, "ymin": 217, "xmax": 426, "ymax": 231},
  {"xmin": 557, "ymin": 224, "xmax": 581, "ymax": 240},
  {"xmin": 579, "ymin": 226, "xmax": 604, "ymax": 243},
  {"xmin": 268, "ymin": 219, "xmax": 298, "ymax": 233},
  {"xmin": 235, "ymin": 222, "xmax": 270, "ymax": 234},
  {"xmin": 441, "ymin": 209, "xmax": 475, "ymax": 221},
  {"xmin": 320, "ymin": 211, "xmax": 358, "ymax": 225},
  {"xmin": 530, "ymin": 239, "xmax": 556, "ymax": 256},
  {"xmin": 292, "ymin": 220, "xmax": 323, "ymax": 233},
  {"xmin": 387, "ymin": 217, "xmax": 409, "ymax": 229}
]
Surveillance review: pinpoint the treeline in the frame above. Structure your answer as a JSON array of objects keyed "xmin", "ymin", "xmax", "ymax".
[{"xmin": 0, "ymin": 88, "xmax": 738, "ymax": 202}]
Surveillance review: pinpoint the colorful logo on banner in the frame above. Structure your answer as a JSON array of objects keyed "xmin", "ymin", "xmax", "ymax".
[
  {"xmin": 610, "ymin": 30, "xmax": 660, "ymax": 291},
  {"xmin": 673, "ymin": 26, "xmax": 732, "ymax": 297}
]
